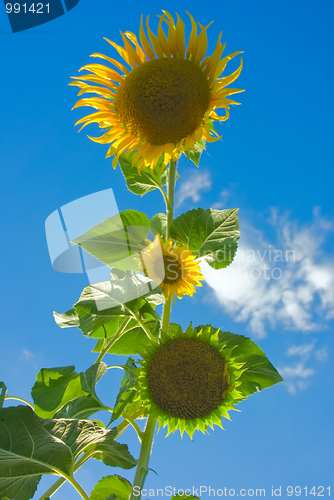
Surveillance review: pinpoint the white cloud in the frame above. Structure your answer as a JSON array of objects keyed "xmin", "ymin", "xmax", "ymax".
[
  {"xmin": 286, "ymin": 341, "xmax": 316, "ymax": 359},
  {"xmin": 278, "ymin": 362, "xmax": 315, "ymax": 395},
  {"xmin": 276, "ymin": 341, "xmax": 325, "ymax": 395},
  {"xmin": 201, "ymin": 208, "xmax": 334, "ymax": 337},
  {"xmin": 21, "ymin": 348, "xmax": 35, "ymax": 360},
  {"xmin": 314, "ymin": 346, "xmax": 328, "ymax": 363},
  {"xmin": 211, "ymin": 189, "xmax": 231, "ymax": 209},
  {"xmin": 175, "ymin": 170, "xmax": 211, "ymax": 207}
]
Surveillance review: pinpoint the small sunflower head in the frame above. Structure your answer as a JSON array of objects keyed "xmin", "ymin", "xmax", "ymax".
[
  {"xmin": 141, "ymin": 234, "xmax": 203, "ymax": 302},
  {"xmin": 135, "ymin": 324, "xmax": 246, "ymax": 438},
  {"xmin": 70, "ymin": 11, "xmax": 244, "ymax": 173}
]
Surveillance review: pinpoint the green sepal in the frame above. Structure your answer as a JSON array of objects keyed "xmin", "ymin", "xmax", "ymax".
[
  {"xmin": 118, "ymin": 151, "xmax": 166, "ymax": 196},
  {"xmin": 170, "ymin": 208, "xmax": 239, "ymax": 269},
  {"xmin": 72, "ymin": 209, "xmax": 150, "ymax": 269},
  {"xmin": 167, "ymin": 323, "xmax": 183, "ymax": 338},
  {"xmin": 90, "ymin": 474, "xmax": 132, "ymax": 500},
  {"xmin": 183, "ymin": 138, "xmax": 206, "ymax": 167},
  {"xmin": 0, "ymin": 381, "xmax": 7, "ymax": 408}
]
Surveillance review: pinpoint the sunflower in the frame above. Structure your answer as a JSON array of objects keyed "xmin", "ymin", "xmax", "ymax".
[
  {"xmin": 135, "ymin": 324, "xmax": 246, "ymax": 438},
  {"xmin": 70, "ymin": 11, "xmax": 243, "ymax": 172},
  {"xmin": 140, "ymin": 234, "xmax": 203, "ymax": 301}
]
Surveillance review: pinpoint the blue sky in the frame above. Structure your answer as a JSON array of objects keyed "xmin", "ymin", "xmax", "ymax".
[{"xmin": 1, "ymin": 0, "xmax": 333, "ymax": 498}]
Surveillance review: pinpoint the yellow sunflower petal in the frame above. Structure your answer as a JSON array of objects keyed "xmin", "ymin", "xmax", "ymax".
[{"xmin": 70, "ymin": 11, "xmax": 243, "ymax": 173}]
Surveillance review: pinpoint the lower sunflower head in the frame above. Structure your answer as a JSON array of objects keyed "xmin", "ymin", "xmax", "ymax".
[{"xmin": 135, "ymin": 324, "xmax": 245, "ymax": 438}]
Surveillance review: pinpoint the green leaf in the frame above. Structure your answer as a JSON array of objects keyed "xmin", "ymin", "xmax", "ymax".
[
  {"xmin": 31, "ymin": 363, "xmax": 107, "ymax": 419},
  {"xmin": 92, "ymin": 302, "xmax": 160, "ymax": 356},
  {"xmin": 0, "ymin": 381, "xmax": 7, "ymax": 408},
  {"xmin": 170, "ymin": 208, "xmax": 240, "ymax": 269},
  {"xmin": 92, "ymin": 320, "xmax": 159, "ymax": 356},
  {"xmin": 72, "ymin": 209, "xmax": 150, "ymax": 269},
  {"xmin": 53, "ymin": 309, "xmax": 79, "ymax": 328},
  {"xmin": 0, "ymin": 408, "xmax": 135, "ymax": 500},
  {"xmin": 118, "ymin": 151, "xmax": 166, "ymax": 196},
  {"xmin": 73, "ymin": 273, "xmax": 164, "ymax": 336},
  {"xmin": 55, "ymin": 395, "xmax": 106, "ymax": 420},
  {"xmin": 80, "ymin": 362, "xmax": 108, "ymax": 395},
  {"xmin": 217, "ymin": 330, "xmax": 283, "ymax": 394},
  {"xmin": 55, "ymin": 276, "xmax": 162, "ymax": 356},
  {"xmin": 88, "ymin": 437, "xmax": 137, "ymax": 470},
  {"xmin": 150, "ymin": 213, "xmax": 167, "ymax": 241},
  {"xmin": 183, "ymin": 138, "xmax": 205, "ymax": 167},
  {"xmin": 111, "ymin": 358, "xmax": 138, "ymax": 423},
  {"xmin": 31, "ymin": 366, "xmax": 88, "ymax": 418},
  {"xmin": 0, "ymin": 406, "xmax": 73, "ymax": 500},
  {"xmin": 42, "ymin": 418, "xmax": 136, "ymax": 469},
  {"xmin": 91, "ymin": 475, "xmax": 132, "ymax": 500},
  {"xmin": 79, "ymin": 316, "xmax": 122, "ymax": 339}
]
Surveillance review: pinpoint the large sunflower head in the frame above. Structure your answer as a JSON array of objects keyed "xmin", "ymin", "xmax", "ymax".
[
  {"xmin": 135, "ymin": 324, "xmax": 246, "ymax": 438},
  {"xmin": 70, "ymin": 11, "xmax": 244, "ymax": 173},
  {"xmin": 141, "ymin": 234, "xmax": 203, "ymax": 301}
]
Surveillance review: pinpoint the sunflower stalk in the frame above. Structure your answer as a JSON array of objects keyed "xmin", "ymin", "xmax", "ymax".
[
  {"xmin": 160, "ymin": 159, "xmax": 177, "ymax": 335},
  {"xmin": 129, "ymin": 414, "xmax": 157, "ymax": 500},
  {"xmin": 166, "ymin": 159, "xmax": 177, "ymax": 239},
  {"xmin": 130, "ymin": 159, "xmax": 177, "ymax": 499}
]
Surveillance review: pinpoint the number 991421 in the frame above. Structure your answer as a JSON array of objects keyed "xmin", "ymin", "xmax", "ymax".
[{"xmin": 6, "ymin": 3, "xmax": 50, "ymax": 14}]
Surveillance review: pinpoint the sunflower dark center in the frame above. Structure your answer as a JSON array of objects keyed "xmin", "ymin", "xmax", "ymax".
[
  {"xmin": 163, "ymin": 255, "xmax": 182, "ymax": 284},
  {"xmin": 115, "ymin": 57, "xmax": 211, "ymax": 145},
  {"xmin": 146, "ymin": 338, "xmax": 229, "ymax": 419}
]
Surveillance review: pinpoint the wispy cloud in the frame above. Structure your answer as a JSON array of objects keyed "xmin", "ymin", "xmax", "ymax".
[
  {"xmin": 314, "ymin": 346, "xmax": 328, "ymax": 362},
  {"xmin": 277, "ymin": 340, "xmax": 328, "ymax": 395},
  {"xmin": 175, "ymin": 170, "xmax": 211, "ymax": 208},
  {"xmin": 201, "ymin": 207, "xmax": 334, "ymax": 337},
  {"xmin": 21, "ymin": 348, "xmax": 35, "ymax": 360},
  {"xmin": 211, "ymin": 187, "xmax": 235, "ymax": 209}
]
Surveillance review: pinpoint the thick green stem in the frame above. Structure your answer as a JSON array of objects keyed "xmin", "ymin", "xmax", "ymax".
[
  {"xmin": 161, "ymin": 297, "xmax": 172, "ymax": 334},
  {"xmin": 38, "ymin": 477, "xmax": 65, "ymax": 499},
  {"xmin": 131, "ymin": 311, "xmax": 155, "ymax": 342},
  {"xmin": 129, "ymin": 414, "xmax": 157, "ymax": 500},
  {"xmin": 38, "ymin": 453, "xmax": 94, "ymax": 500},
  {"xmin": 129, "ymin": 160, "xmax": 177, "ymax": 500},
  {"xmin": 65, "ymin": 476, "xmax": 90, "ymax": 500},
  {"xmin": 160, "ymin": 159, "xmax": 177, "ymax": 335},
  {"xmin": 166, "ymin": 159, "xmax": 177, "ymax": 239}
]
